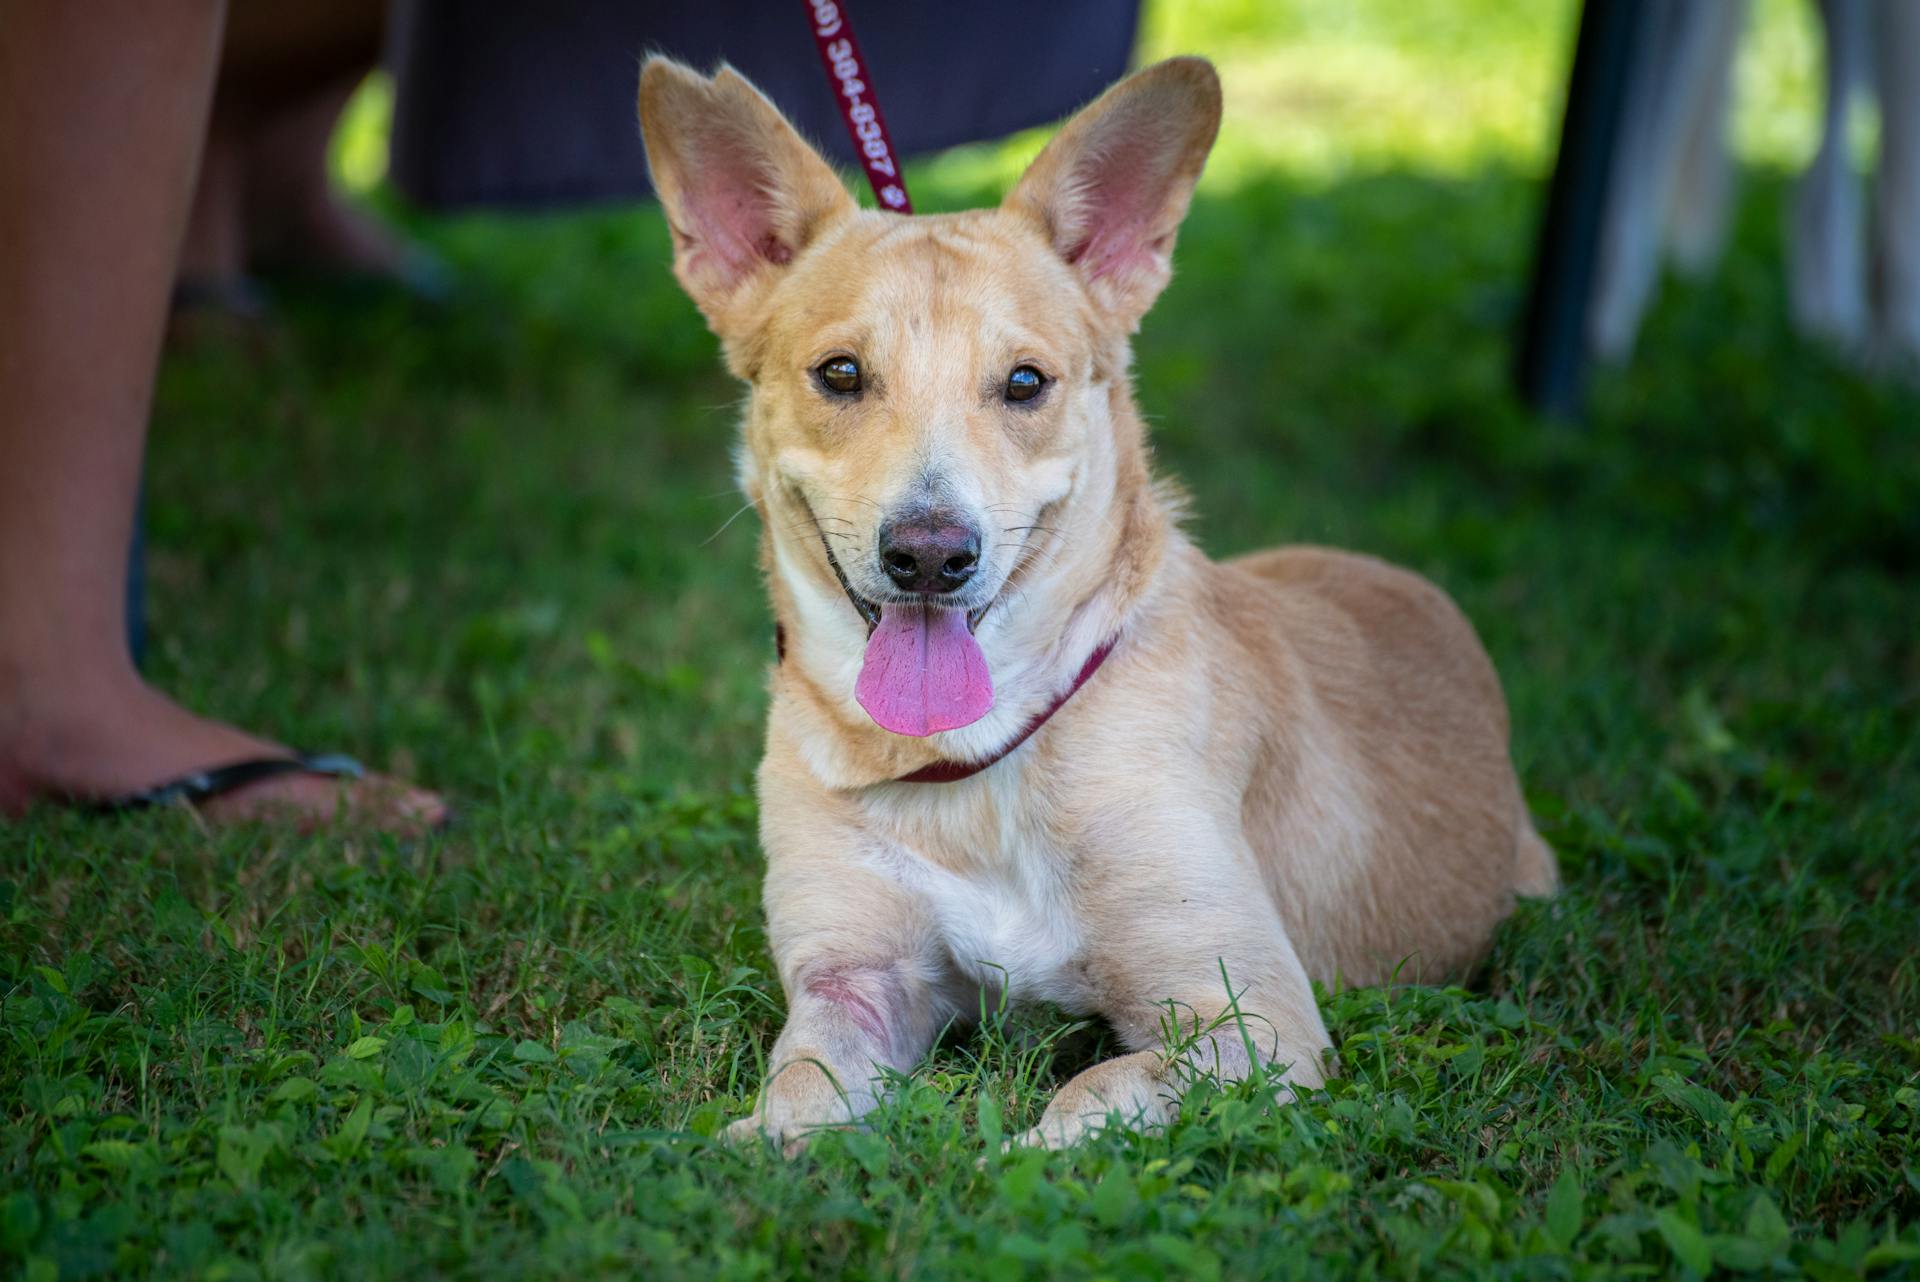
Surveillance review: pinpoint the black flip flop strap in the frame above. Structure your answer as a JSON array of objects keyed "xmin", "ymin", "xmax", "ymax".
[{"xmin": 100, "ymin": 752, "xmax": 365, "ymax": 812}]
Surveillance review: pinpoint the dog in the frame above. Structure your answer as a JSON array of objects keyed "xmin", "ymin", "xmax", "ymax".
[{"xmin": 637, "ymin": 54, "xmax": 1557, "ymax": 1149}]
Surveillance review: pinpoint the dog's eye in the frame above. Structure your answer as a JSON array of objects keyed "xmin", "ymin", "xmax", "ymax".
[
  {"xmin": 1005, "ymin": 365, "xmax": 1046, "ymax": 403},
  {"xmin": 817, "ymin": 357, "xmax": 863, "ymax": 395}
]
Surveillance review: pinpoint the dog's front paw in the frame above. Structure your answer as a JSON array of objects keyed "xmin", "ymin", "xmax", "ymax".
[
  {"xmin": 1015, "ymin": 1052, "xmax": 1181, "ymax": 1148},
  {"xmin": 1013, "ymin": 1105, "xmax": 1144, "ymax": 1151},
  {"xmin": 720, "ymin": 1113, "xmax": 813, "ymax": 1158},
  {"xmin": 1011, "ymin": 1122, "xmax": 1077, "ymax": 1150},
  {"xmin": 717, "ymin": 1059, "xmax": 867, "ymax": 1154},
  {"xmin": 718, "ymin": 1113, "xmax": 791, "ymax": 1151},
  {"xmin": 721, "ymin": 1114, "xmax": 776, "ymax": 1146},
  {"xmin": 719, "ymin": 1110, "xmax": 850, "ymax": 1157}
]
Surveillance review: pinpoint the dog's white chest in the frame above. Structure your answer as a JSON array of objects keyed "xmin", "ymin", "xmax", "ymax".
[{"xmin": 864, "ymin": 797, "xmax": 1088, "ymax": 1009}]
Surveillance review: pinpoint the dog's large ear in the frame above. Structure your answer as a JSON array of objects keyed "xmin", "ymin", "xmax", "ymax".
[
  {"xmin": 638, "ymin": 57, "xmax": 855, "ymax": 330},
  {"xmin": 1003, "ymin": 57, "xmax": 1222, "ymax": 328}
]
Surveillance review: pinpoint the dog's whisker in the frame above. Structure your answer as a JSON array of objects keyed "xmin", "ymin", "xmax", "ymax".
[
  {"xmin": 997, "ymin": 544, "xmax": 1059, "ymax": 569},
  {"xmin": 701, "ymin": 499, "xmax": 761, "ymax": 547},
  {"xmin": 1002, "ymin": 538, "xmax": 1059, "ymax": 562}
]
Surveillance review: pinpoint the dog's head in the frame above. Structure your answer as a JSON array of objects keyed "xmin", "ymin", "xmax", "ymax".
[{"xmin": 639, "ymin": 56, "xmax": 1219, "ymax": 740}]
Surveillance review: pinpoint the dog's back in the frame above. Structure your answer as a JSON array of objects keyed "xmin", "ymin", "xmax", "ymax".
[{"xmin": 1214, "ymin": 546, "xmax": 1555, "ymax": 985}]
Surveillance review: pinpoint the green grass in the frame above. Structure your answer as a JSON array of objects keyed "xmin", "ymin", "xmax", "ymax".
[{"xmin": 6, "ymin": 2, "xmax": 1920, "ymax": 1278}]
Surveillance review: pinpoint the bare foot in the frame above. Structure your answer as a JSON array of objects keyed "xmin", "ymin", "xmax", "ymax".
[{"xmin": 0, "ymin": 670, "xmax": 447, "ymax": 836}]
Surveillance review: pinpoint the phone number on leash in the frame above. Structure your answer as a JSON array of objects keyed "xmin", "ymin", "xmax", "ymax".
[{"xmin": 810, "ymin": 1, "xmax": 909, "ymax": 210}]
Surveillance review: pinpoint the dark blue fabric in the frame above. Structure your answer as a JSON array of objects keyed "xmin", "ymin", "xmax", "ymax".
[{"xmin": 387, "ymin": 0, "xmax": 1141, "ymax": 210}]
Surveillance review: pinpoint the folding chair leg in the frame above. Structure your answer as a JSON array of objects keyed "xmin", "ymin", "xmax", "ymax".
[{"xmin": 1516, "ymin": 0, "xmax": 1648, "ymax": 417}]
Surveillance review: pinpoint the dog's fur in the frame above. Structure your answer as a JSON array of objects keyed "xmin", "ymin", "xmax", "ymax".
[{"xmin": 638, "ymin": 55, "xmax": 1556, "ymax": 1148}]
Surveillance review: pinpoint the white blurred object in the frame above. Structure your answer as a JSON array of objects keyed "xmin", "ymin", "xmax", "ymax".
[
  {"xmin": 1872, "ymin": 0, "xmax": 1920, "ymax": 358},
  {"xmin": 1588, "ymin": 0, "xmax": 1920, "ymax": 368},
  {"xmin": 1789, "ymin": 0, "xmax": 1869, "ymax": 345},
  {"xmin": 1590, "ymin": 0, "xmax": 1747, "ymax": 361}
]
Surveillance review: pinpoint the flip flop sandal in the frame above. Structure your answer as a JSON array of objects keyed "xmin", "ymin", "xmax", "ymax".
[{"xmin": 93, "ymin": 752, "xmax": 366, "ymax": 814}]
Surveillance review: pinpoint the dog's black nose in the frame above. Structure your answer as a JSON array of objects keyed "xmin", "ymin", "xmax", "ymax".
[{"xmin": 878, "ymin": 517, "xmax": 980, "ymax": 593}]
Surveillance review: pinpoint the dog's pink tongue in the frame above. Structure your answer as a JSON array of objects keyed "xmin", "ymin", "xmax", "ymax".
[{"xmin": 856, "ymin": 605, "xmax": 994, "ymax": 737}]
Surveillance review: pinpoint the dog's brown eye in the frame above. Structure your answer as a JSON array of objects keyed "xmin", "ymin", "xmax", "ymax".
[
  {"xmin": 1006, "ymin": 365, "xmax": 1046, "ymax": 403},
  {"xmin": 817, "ymin": 356, "xmax": 862, "ymax": 395}
]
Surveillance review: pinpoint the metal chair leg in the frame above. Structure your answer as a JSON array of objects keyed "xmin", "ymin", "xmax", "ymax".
[{"xmin": 1516, "ymin": 0, "xmax": 1649, "ymax": 418}]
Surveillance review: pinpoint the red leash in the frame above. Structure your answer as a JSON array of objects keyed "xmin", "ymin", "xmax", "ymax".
[
  {"xmin": 773, "ymin": 626, "xmax": 1119, "ymax": 784},
  {"xmin": 894, "ymin": 638, "xmax": 1117, "ymax": 783},
  {"xmin": 804, "ymin": 0, "xmax": 912, "ymax": 213}
]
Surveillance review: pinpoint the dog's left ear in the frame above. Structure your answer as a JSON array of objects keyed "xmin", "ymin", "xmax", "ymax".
[{"xmin": 1004, "ymin": 57, "xmax": 1222, "ymax": 328}]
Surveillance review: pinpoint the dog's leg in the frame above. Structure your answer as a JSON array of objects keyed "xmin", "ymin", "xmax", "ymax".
[
  {"xmin": 1015, "ymin": 973, "xmax": 1330, "ymax": 1150},
  {"xmin": 722, "ymin": 865, "xmax": 953, "ymax": 1151},
  {"xmin": 1016, "ymin": 820, "xmax": 1332, "ymax": 1149}
]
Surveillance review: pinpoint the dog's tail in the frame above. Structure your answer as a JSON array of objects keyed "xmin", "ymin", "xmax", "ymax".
[{"xmin": 1513, "ymin": 819, "xmax": 1559, "ymax": 899}]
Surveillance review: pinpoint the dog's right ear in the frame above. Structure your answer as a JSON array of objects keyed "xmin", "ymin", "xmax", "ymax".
[{"xmin": 638, "ymin": 57, "xmax": 854, "ymax": 331}]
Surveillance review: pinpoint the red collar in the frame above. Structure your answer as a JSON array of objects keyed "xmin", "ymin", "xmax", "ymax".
[
  {"xmin": 894, "ymin": 638, "xmax": 1116, "ymax": 783},
  {"xmin": 774, "ymin": 628, "xmax": 1118, "ymax": 784}
]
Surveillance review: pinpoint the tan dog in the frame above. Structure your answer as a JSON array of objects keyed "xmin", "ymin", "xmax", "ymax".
[{"xmin": 638, "ymin": 54, "xmax": 1556, "ymax": 1149}]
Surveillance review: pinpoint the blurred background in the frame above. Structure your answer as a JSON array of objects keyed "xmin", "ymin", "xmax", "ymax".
[
  {"xmin": 125, "ymin": 0, "xmax": 1913, "ymax": 805},
  {"xmin": 143, "ymin": 0, "xmax": 1904, "ymax": 812},
  {"xmin": 338, "ymin": 1, "xmax": 1830, "ymax": 204}
]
